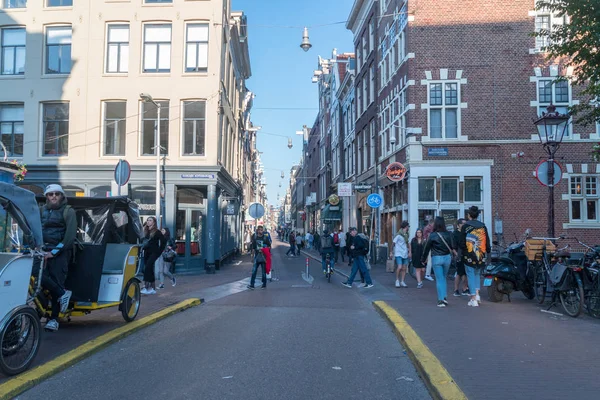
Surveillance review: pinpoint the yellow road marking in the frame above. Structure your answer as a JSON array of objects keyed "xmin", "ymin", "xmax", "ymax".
[
  {"xmin": 373, "ymin": 301, "xmax": 468, "ymax": 400},
  {"xmin": 0, "ymin": 298, "xmax": 203, "ymax": 400}
]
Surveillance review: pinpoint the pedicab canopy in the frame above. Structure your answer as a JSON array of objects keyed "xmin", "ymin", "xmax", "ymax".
[{"xmin": 0, "ymin": 182, "xmax": 44, "ymax": 249}]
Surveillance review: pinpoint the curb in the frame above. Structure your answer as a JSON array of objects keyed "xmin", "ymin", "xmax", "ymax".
[
  {"xmin": 0, "ymin": 298, "xmax": 203, "ymax": 400},
  {"xmin": 373, "ymin": 301, "xmax": 468, "ymax": 400}
]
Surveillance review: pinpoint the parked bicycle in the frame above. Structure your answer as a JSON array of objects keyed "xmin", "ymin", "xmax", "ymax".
[
  {"xmin": 529, "ymin": 236, "xmax": 585, "ymax": 317},
  {"xmin": 572, "ymin": 238, "xmax": 600, "ymax": 319}
]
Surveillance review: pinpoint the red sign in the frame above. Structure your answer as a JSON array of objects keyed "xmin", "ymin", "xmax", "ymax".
[{"xmin": 386, "ymin": 162, "xmax": 407, "ymax": 182}]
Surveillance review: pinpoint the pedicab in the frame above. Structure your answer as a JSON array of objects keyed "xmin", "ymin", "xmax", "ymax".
[
  {"xmin": 0, "ymin": 182, "xmax": 45, "ymax": 375},
  {"xmin": 31, "ymin": 194, "xmax": 145, "ymax": 326}
]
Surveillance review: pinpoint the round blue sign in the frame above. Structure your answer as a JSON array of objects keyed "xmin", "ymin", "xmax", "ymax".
[
  {"xmin": 114, "ymin": 159, "xmax": 131, "ymax": 186},
  {"xmin": 367, "ymin": 193, "xmax": 383, "ymax": 209}
]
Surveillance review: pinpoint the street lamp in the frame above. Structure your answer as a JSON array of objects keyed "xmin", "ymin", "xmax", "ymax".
[
  {"xmin": 140, "ymin": 92, "xmax": 162, "ymax": 227},
  {"xmin": 533, "ymin": 103, "xmax": 570, "ymax": 237},
  {"xmin": 300, "ymin": 27, "xmax": 312, "ymax": 52}
]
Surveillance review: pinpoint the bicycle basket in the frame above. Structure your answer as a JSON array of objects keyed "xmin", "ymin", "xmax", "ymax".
[{"xmin": 525, "ymin": 239, "xmax": 556, "ymax": 261}]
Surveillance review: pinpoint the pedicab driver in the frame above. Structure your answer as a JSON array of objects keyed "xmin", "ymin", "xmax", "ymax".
[{"xmin": 39, "ymin": 184, "xmax": 77, "ymax": 332}]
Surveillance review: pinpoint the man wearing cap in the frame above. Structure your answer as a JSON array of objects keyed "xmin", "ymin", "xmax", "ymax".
[
  {"xmin": 39, "ymin": 184, "xmax": 77, "ymax": 332},
  {"xmin": 341, "ymin": 227, "xmax": 374, "ymax": 289}
]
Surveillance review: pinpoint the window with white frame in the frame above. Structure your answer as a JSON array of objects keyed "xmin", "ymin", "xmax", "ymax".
[
  {"xmin": 370, "ymin": 64, "xmax": 375, "ymax": 104},
  {"xmin": 42, "ymin": 102, "xmax": 69, "ymax": 156},
  {"xmin": 441, "ymin": 178, "xmax": 458, "ymax": 203},
  {"xmin": 0, "ymin": 103, "xmax": 23, "ymax": 156},
  {"xmin": 356, "ymin": 38, "xmax": 362, "ymax": 72},
  {"xmin": 369, "ymin": 19, "xmax": 375, "ymax": 55},
  {"xmin": 106, "ymin": 25, "xmax": 129, "ymax": 73},
  {"xmin": 418, "ymin": 178, "xmax": 435, "ymax": 202},
  {"xmin": 103, "ymin": 101, "xmax": 126, "ymax": 156},
  {"xmin": 569, "ymin": 175, "xmax": 598, "ymax": 223},
  {"xmin": 47, "ymin": 0, "xmax": 72, "ymax": 6},
  {"xmin": 182, "ymin": 100, "xmax": 206, "ymax": 156},
  {"xmin": 464, "ymin": 178, "xmax": 482, "ymax": 203},
  {"xmin": 141, "ymin": 100, "xmax": 169, "ymax": 155},
  {"xmin": 3, "ymin": 0, "xmax": 27, "ymax": 8},
  {"xmin": 362, "ymin": 76, "xmax": 367, "ymax": 112},
  {"xmin": 185, "ymin": 23, "xmax": 208, "ymax": 73},
  {"xmin": 537, "ymin": 78, "xmax": 571, "ymax": 136},
  {"xmin": 369, "ymin": 119, "xmax": 375, "ymax": 165},
  {"xmin": 428, "ymin": 82, "xmax": 459, "ymax": 139},
  {"xmin": 1, "ymin": 27, "xmax": 25, "ymax": 75},
  {"xmin": 534, "ymin": 11, "xmax": 566, "ymax": 52},
  {"xmin": 45, "ymin": 26, "xmax": 72, "ymax": 74},
  {"xmin": 143, "ymin": 24, "xmax": 171, "ymax": 73}
]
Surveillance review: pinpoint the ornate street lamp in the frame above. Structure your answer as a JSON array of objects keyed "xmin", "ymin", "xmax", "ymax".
[{"xmin": 533, "ymin": 104, "xmax": 570, "ymax": 237}]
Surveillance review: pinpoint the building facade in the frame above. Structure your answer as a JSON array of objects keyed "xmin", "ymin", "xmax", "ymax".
[{"xmin": 0, "ymin": 0, "xmax": 254, "ymax": 272}]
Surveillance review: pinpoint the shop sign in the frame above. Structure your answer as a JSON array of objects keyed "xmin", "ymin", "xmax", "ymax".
[
  {"xmin": 181, "ymin": 174, "xmax": 216, "ymax": 179},
  {"xmin": 386, "ymin": 162, "xmax": 407, "ymax": 182},
  {"xmin": 354, "ymin": 183, "xmax": 372, "ymax": 193},
  {"xmin": 427, "ymin": 148, "xmax": 448, "ymax": 157},
  {"xmin": 337, "ymin": 183, "xmax": 353, "ymax": 197},
  {"xmin": 225, "ymin": 204, "xmax": 236, "ymax": 215},
  {"xmin": 328, "ymin": 194, "xmax": 340, "ymax": 206},
  {"xmin": 138, "ymin": 204, "xmax": 156, "ymax": 211}
]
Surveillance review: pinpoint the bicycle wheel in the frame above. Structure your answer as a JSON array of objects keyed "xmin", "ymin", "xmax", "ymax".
[
  {"xmin": 586, "ymin": 291, "xmax": 600, "ymax": 319},
  {"xmin": 559, "ymin": 273, "xmax": 584, "ymax": 318},
  {"xmin": 0, "ymin": 307, "xmax": 41, "ymax": 376},
  {"xmin": 533, "ymin": 263, "xmax": 547, "ymax": 304}
]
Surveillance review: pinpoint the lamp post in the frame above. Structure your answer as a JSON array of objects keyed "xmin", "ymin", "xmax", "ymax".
[
  {"xmin": 533, "ymin": 104, "xmax": 570, "ymax": 238},
  {"xmin": 139, "ymin": 93, "xmax": 162, "ymax": 227}
]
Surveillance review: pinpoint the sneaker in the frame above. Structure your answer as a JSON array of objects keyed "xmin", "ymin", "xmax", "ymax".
[
  {"xmin": 417, "ymin": 282, "xmax": 423, "ymax": 289},
  {"xmin": 323, "ymin": 270, "xmax": 327, "ymax": 275},
  {"xmin": 172, "ymin": 277, "xmax": 177, "ymax": 287},
  {"xmin": 437, "ymin": 301, "xmax": 446, "ymax": 308},
  {"xmin": 476, "ymin": 294, "xmax": 481, "ymax": 304},
  {"xmin": 342, "ymin": 282, "xmax": 352, "ymax": 288},
  {"xmin": 45, "ymin": 319, "xmax": 59, "ymax": 332},
  {"xmin": 453, "ymin": 290, "xmax": 461, "ymax": 297},
  {"xmin": 59, "ymin": 290, "xmax": 72, "ymax": 313},
  {"xmin": 468, "ymin": 299, "xmax": 479, "ymax": 307},
  {"xmin": 395, "ymin": 279, "xmax": 401, "ymax": 288},
  {"xmin": 147, "ymin": 289, "xmax": 156, "ymax": 295},
  {"xmin": 246, "ymin": 285, "xmax": 255, "ymax": 290},
  {"xmin": 400, "ymin": 281, "xmax": 408, "ymax": 288},
  {"xmin": 425, "ymin": 275, "xmax": 434, "ymax": 282},
  {"xmin": 140, "ymin": 288, "xmax": 149, "ymax": 294},
  {"xmin": 158, "ymin": 284, "xmax": 165, "ymax": 289},
  {"xmin": 462, "ymin": 289, "xmax": 470, "ymax": 296},
  {"xmin": 442, "ymin": 299, "xmax": 449, "ymax": 306},
  {"xmin": 363, "ymin": 283, "xmax": 374, "ymax": 289}
]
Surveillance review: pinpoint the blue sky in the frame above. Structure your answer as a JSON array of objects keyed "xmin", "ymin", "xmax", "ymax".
[{"xmin": 232, "ymin": 0, "xmax": 353, "ymax": 206}]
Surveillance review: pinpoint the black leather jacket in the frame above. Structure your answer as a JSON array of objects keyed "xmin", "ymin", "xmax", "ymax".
[{"xmin": 422, "ymin": 231, "xmax": 455, "ymax": 263}]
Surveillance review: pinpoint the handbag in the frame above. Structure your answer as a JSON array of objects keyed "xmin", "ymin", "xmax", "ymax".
[
  {"xmin": 162, "ymin": 249, "xmax": 176, "ymax": 263},
  {"xmin": 438, "ymin": 233, "xmax": 458, "ymax": 258},
  {"xmin": 255, "ymin": 249, "xmax": 266, "ymax": 264},
  {"xmin": 386, "ymin": 258, "xmax": 396, "ymax": 272}
]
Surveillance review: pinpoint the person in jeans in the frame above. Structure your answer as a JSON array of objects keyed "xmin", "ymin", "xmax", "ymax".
[
  {"xmin": 422, "ymin": 216, "xmax": 435, "ymax": 282},
  {"xmin": 452, "ymin": 219, "xmax": 468, "ymax": 297},
  {"xmin": 422, "ymin": 217, "xmax": 456, "ymax": 307},
  {"xmin": 156, "ymin": 227, "xmax": 176, "ymax": 288},
  {"xmin": 342, "ymin": 228, "xmax": 373, "ymax": 289},
  {"xmin": 459, "ymin": 206, "xmax": 491, "ymax": 307},
  {"xmin": 338, "ymin": 229, "xmax": 347, "ymax": 262},
  {"xmin": 393, "ymin": 221, "xmax": 411, "ymax": 288},
  {"xmin": 320, "ymin": 229, "xmax": 335, "ymax": 274},
  {"xmin": 247, "ymin": 225, "xmax": 272, "ymax": 289},
  {"xmin": 141, "ymin": 217, "xmax": 165, "ymax": 295},
  {"xmin": 286, "ymin": 231, "xmax": 296, "ymax": 257}
]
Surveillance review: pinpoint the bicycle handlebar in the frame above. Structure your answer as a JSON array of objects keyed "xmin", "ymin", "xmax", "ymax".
[
  {"xmin": 530, "ymin": 236, "xmax": 564, "ymax": 241},
  {"xmin": 572, "ymin": 237, "xmax": 597, "ymax": 252}
]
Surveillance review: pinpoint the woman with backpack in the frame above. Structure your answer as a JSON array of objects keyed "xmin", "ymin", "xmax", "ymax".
[
  {"xmin": 421, "ymin": 216, "xmax": 456, "ymax": 307},
  {"xmin": 156, "ymin": 227, "xmax": 176, "ymax": 289}
]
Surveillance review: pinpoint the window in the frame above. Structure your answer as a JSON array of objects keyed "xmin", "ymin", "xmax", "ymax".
[
  {"xmin": 106, "ymin": 25, "xmax": 129, "ymax": 73},
  {"xmin": 182, "ymin": 100, "xmax": 205, "ymax": 156},
  {"xmin": 141, "ymin": 100, "xmax": 168, "ymax": 156},
  {"xmin": 144, "ymin": 0, "xmax": 172, "ymax": 3},
  {"xmin": 418, "ymin": 178, "xmax": 435, "ymax": 202},
  {"xmin": 143, "ymin": 24, "xmax": 171, "ymax": 73},
  {"xmin": 185, "ymin": 24, "xmax": 208, "ymax": 73},
  {"xmin": 42, "ymin": 103, "xmax": 69, "ymax": 156},
  {"xmin": 429, "ymin": 82, "xmax": 459, "ymax": 139},
  {"xmin": 535, "ymin": 15, "xmax": 550, "ymax": 50},
  {"xmin": 1, "ymin": 27, "xmax": 25, "ymax": 75},
  {"xmin": 47, "ymin": 0, "xmax": 72, "ymax": 6},
  {"xmin": 3, "ymin": 0, "xmax": 26, "ymax": 9},
  {"xmin": 441, "ymin": 178, "xmax": 458, "ymax": 202},
  {"xmin": 537, "ymin": 79, "xmax": 570, "ymax": 137},
  {"xmin": 369, "ymin": 19, "xmax": 375, "ymax": 54},
  {"xmin": 103, "ymin": 101, "xmax": 126, "ymax": 156},
  {"xmin": 0, "ymin": 103, "xmax": 23, "ymax": 156},
  {"xmin": 569, "ymin": 176, "xmax": 598, "ymax": 222},
  {"xmin": 464, "ymin": 178, "xmax": 482, "ymax": 202},
  {"xmin": 45, "ymin": 26, "xmax": 72, "ymax": 74},
  {"xmin": 370, "ymin": 64, "xmax": 375, "ymax": 104}
]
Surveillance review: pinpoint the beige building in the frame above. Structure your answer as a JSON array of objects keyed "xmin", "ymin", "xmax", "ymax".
[{"xmin": 0, "ymin": 0, "xmax": 253, "ymax": 273}]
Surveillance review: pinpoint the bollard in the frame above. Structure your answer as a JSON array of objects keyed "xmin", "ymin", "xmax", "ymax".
[{"xmin": 306, "ymin": 258, "xmax": 309, "ymax": 278}]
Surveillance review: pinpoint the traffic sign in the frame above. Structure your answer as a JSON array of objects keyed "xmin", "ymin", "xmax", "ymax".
[
  {"xmin": 535, "ymin": 160, "xmax": 562, "ymax": 187},
  {"xmin": 114, "ymin": 159, "xmax": 131, "ymax": 186},
  {"xmin": 248, "ymin": 203, "xmax": 265, "ymax": 219},
  {"xmin": 367, "ymin": 193, "xmax": 383, "ymax": 209}
]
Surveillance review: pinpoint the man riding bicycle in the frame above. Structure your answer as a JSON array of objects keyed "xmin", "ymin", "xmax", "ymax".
[{"xmin": 320, "ymin": 229, "xmax": 335, "ymax": 274}]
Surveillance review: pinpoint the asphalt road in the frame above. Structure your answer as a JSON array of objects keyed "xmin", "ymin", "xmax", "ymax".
[{"xmin": 17, "ymin": 244, "xmax": 431, "ymax": 400}]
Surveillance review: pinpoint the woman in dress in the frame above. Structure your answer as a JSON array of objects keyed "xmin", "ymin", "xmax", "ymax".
[
  {"xmin": 410, "ymin": 228, "xmax": 426, "ymax": 289},
  {"xmin": 141, "ymin": 217, "xmax": 165, "ymax": 295}
]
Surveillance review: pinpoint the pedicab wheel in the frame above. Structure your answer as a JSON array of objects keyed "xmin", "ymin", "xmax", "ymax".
[
  {"xmin": 0, "ymin": 307, "xmax": 41, "ymax": 376},
  {"xmin": 121, "ymin": 279, "xmax": 141, "ymax": 322}
]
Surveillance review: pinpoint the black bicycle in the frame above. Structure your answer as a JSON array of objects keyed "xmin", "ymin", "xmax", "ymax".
[
  {"xmin": 325, "ymin": 253, "xmax": 334, "ymax": 283},
  {"xmin": 573, "ymin": 238, "xmax": 600, "ymax": 319}
]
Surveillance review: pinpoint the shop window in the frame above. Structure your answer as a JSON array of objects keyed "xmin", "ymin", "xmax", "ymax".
[
  {"xmin": 464, "ymin": 178, "xmax": 482, "ymax": 203},
  {"xmin": 441, "ymin": 178, "xmax": 458, "ymax": 202},
  {"xmin": 418, "ymin": 178, "xmax": 435, "ymax": 202}
]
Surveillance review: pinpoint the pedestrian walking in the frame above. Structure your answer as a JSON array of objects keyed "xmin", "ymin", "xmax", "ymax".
[
  {"xmin": 306, "ymin": 231, "xmax": 314, "ymax": 250},
  {"xmin": 333, "ymin": 230, "xmax": 341, "ymax": 262},
  {"xmin": 410, "ymin": 229, "xmax": 426, "ymax": 288},
  {"xmin": 141, "ymin": 216, "xmax": 165, "ymax": 295},
  {"xmin": 320, "ymin": 229, "xmax": 335, "ymax": 274},
  {"xmin": 263, "ymin": 229, "xmax": 273, "ymax": 280},
  {"xmin": 295, "ymin": 232, "xmax": 303, "ymax": 251},
  {"xmin": 156, "ymin": 227, "xmax": 176, "ymax": 289},
  {"xmin": 423, "ymin": 216, "xmax": 435, "ymax": 282},
  {"xmin": 314, "ymin": 231, "xmax": 321, "ymax": 252},
  {"xmin": 421, "ymin": 216, "xmax": 456, "ymax": 307},
  {"xmin": 244, "ymin": 229, "xmax": 252, "ymax": 254},
  {"xmin": 286, "ymin": 231, "xmax": 296, "ymax": 256},
  {"xmin": 342, "ymin": 227, "xmax": 373, "ymax": 288},
  {"xmin": 247, "ymin": 225, "xmax": 271, "ymax": 289},
  {"xmin": 393, "ymin": 221, "xmax": 410, "ymax": 288},
  {"xmin": 459, "ymin": 206, "xmax": 491, "ymax": 307},
  {"xmin": 453, "ymin": 219, "xmax": 469, "ymax": 297},
  {"xmin": 345, "ymin": 229, "xmax": 353, "ymax": 266},
  {"xmin": 338, "ymin": 229, "xmax": 347, "ymax": 262}
]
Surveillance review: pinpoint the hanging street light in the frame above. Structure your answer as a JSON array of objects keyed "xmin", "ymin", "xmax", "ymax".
[
  {"xmin": 300, "ymin": 27, "xmax": 312, "ymax": 52},
  {"xmin": 288, "ymin": 138, "xmax": 293, "ymax": 149}
]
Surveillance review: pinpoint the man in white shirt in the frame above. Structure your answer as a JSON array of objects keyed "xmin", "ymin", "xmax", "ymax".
[
  {"xmin": 338, "ymin": 229, "xmax": 347, "ymax": 262},
  {"xmin": 393, "ymin": 221, "xmax": 411, "ymax": 288}
]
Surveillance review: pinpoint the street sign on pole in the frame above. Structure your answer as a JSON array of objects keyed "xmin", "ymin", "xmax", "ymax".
[
  {"xmin": 114, "ymin": 159, "xmax": 131, "ymax": 196},
  {"xmin": 535, "ymin": 160, "xmax": 562, "ymax": 187},
  {"xmin": 248, "ymin": 203, "xmax": 265, "ymax": 219},
  {"xmin": 338, "ymin": 183, "xmax": 353, "ymax": 197},
  {"xmin": 367, "ymin": 193, "xmax": 383, "ymax": 209}
]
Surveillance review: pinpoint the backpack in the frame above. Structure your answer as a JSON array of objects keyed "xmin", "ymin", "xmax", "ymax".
[
  {"xmin": 321, "ymin": 235, "xmax": 334, "ymax": 249},
  {"xmin": 357, "ymin": 233, "xmax": 370, "ymax": 256},
  {"xmin": 333, "ymin": 233, "xmax": 339, "ymax": 245}
]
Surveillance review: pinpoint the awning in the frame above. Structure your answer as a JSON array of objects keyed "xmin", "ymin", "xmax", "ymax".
[{"xmin": 321, "ymin": 203, "xmax": 342, "ymax": 221}]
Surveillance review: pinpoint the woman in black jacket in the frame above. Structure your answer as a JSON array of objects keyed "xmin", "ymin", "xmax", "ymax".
[
  {"xmin": 141, "ymin": 217, "xmax": 165, "ymax": 295},
  {"xmin": 422, "ymin": 217, "xmax": 456, "ymax": 307},
  {"xmin": 410, "ymin": 229, "xmax": 426, "ymax": 288}
]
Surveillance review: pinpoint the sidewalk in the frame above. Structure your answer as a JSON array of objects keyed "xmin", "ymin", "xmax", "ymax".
[{"xmin": 0, "ymin": 253, "xmax": 255, "ymax": 383}]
